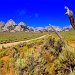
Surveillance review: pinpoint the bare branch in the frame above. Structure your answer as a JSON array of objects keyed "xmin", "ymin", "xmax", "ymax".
[{"xmin": 50, "ymin": 26, "xmax": 65, "ymax": 44}]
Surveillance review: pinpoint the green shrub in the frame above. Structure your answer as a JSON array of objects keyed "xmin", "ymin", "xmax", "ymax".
[{"xmin": 54, "ymin": 46, "xmax": 75, "ymax": 75}]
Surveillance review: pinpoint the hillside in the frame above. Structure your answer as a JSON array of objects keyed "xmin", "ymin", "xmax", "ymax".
[{"xmin": 0, "ymin": 32, "xmax": 75, "ymax": 75}]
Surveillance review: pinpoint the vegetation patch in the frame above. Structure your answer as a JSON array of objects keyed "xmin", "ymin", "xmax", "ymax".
[{"xmin": 0, "ymin": 33, "xmax": 75, "ymax": 75}]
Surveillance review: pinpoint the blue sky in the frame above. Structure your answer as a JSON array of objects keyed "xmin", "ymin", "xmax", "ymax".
[{"xmin": 0, "ymin": 0, "xmax": 75, "ymax": 27}]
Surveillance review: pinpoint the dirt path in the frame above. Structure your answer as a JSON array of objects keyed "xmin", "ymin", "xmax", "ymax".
[{"xmin": 0, "ymin": 35, "xmax": 47, "ymax": 49}]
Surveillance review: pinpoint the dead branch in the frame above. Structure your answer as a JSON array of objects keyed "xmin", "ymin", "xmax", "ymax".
[{"xmin": 50, "ymin": 26, "xmax": 65, "ymax": 44}]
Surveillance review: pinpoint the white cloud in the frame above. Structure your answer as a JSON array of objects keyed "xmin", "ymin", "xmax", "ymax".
[
  {"xmin": 17, "ymin": 10, "xmax": 26, "ymax": 16},
  {"xmin": 35, "ymin": 13, "xmax": 39, "ymax": 18}
]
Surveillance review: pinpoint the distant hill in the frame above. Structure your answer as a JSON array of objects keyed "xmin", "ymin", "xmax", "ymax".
[{"xmin": 0, "ymin": 19, "xmax": 72, "ymax": 32}]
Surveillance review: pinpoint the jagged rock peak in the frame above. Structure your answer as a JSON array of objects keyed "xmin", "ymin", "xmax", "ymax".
[
  {"xmin": 5, "ymin": 19, "xmax": 16, "ymax": 27},
  {"xmin": 18, "ymin": 22, "xmax": 26, "ymax": 26}
]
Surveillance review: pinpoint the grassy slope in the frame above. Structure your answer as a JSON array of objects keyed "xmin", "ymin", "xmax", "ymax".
[
  {"xmin": 50, "ymin": 30, "xmax": 75, "ymax": 43},
  {"xmin": 0, "ymin": 31, "xmax": 75, "ymax": 75},
  {"xmin": 0, "ymin": 31, "xmax": 75, "ymax": 44},
  {"xmin": 0, "ymin": 34, "xmax": 49, "ymax": 75},
  {"xmin": 0, "ymin": 32, "xmax": 47, "ymax": 44}
]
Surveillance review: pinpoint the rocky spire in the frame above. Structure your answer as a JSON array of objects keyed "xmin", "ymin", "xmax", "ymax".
[
  {"xmin": 3, "ymin": 19, "xmax": 16, "ymax": 31},
  {"xmin": 18, "ymin": 22, "xmax": 26, "ymax": 26},
  {"xmin": 5, "ymin": 19, "xmax": 16, "ymax": 27}
]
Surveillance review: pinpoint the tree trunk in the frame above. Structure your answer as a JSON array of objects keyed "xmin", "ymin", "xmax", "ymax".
[{"xmin": 69, "ymin": 16, "xmax": 75, "ymax": 30}]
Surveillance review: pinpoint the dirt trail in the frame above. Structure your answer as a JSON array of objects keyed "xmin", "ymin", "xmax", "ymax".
[{"xmin": 0, "ymin": 35, "xmax": 47, "ymax": 49}]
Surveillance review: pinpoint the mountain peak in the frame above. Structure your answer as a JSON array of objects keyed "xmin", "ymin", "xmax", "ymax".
[
  {"xmin": 18, "ymin": 22, "xmax": 26, "ymax": 26},
  {"xmin": 5, "ymin": 19, "xmax": 16, "ymax": 27}
]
